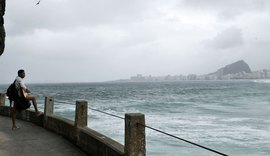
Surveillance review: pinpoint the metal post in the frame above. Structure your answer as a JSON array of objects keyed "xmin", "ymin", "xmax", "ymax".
[
  {"xmin": 75, "ymin": 100, "xmax": 88, "ymax": 128},
  {"xmin": 0, "ymin": 93, "xmax": 5, "ymax": 106},
  {"xmin": 125, "ymin": 113, "xmax": 146, "ymax": 156}
]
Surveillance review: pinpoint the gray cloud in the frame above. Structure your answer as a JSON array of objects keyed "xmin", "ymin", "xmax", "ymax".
[
  {"xmin": 205, "ymin": 27, "xmax": 243, "ymax": 49},
  {"xmin": 182, "ymin": 0, "xmax": 267, "ymax": 12},
  {"xmin": 1, "ymin": 0, "xmax": 270, "ymax": 83},
  {"xmin": 6, "ymin": 0, "xmax": 154, "ymax": 36},
  {"xmin": 182, "ymin": 0, "xmax": 269, "ymax": 20}
]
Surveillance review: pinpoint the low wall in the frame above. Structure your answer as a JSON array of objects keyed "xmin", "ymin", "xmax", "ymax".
[
  {"xmin": 45, "ymin": 115, "xmax": 77, "ymax": 143},
  {"xmin": 0, "ymin": 93, "xmax": 146, "ymax": 156},
  {"xmin": 78, "ymin": 127, "xmax": 124, "ymax": 156},
  {"xmin": 0, "ymin": 106, "xmax": 44, "ymax": 126}
]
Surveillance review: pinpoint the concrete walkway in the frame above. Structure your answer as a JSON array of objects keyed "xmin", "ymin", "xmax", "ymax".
[{"xmin": 0, "ymin": 116, "xmax": 87, "ymax": 156}]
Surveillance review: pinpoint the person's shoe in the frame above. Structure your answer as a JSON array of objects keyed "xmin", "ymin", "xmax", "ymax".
[
  {"xmin": 36, "ymin": 111, "xmax": 42, "ymax": 116},
  {"xmin": 12, "ymin": 126, "xmax": 20, "ymax": 130},
  {"xmin": 36, "ymin": 111, "xmax": 42, "ymax": 117}
]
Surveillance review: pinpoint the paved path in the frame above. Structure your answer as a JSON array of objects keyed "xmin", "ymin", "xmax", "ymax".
[{"xmin": 0, "ymin": 116, "xmax": 87, "ymax": 156}]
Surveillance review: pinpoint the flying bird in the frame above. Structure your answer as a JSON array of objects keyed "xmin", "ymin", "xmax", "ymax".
[{"xmin": 36, "ymin": 0, "xmax": 41, "ymax": 5}]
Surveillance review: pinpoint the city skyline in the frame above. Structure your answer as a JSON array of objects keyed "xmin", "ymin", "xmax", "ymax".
[
  {"xmin": 128, "ymin": 60, "xmax": 270, "ymax": 81},
  {"xmin": 129, "ymin": 68, "xmax": 270, "ymax": 81}
]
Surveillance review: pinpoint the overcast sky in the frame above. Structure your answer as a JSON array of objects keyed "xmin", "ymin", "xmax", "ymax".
[{"xmin": 0, "ymin": 0, "xmax": 270, "ymax": 83}]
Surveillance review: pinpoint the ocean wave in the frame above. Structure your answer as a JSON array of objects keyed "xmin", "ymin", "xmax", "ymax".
[{"xmin": 253, "ymin": 79, "xmax": 270, "ymax": 83}]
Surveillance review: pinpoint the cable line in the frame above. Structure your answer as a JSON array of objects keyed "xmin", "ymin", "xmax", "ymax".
[
  {"xmin": 88, "ymin": 107, "xmax": 124, "ymax": 120},
  {"xmin": 54, "ymin": 100, "xmax": 228, "ymax": 156},
  {"xmin": 55, "ymin": 100, "xmax": 74, "ymax": 105},
  {"xmin": 87, "ymin": 105, "xmax": 228, "ymax": 156},
  {"xmin": 55, "ymin": 100, "xmax": 124, "ymax": 119},
  {"xmin": 138, "ymin": 123, "xmax": 228, "ymax": 156}
]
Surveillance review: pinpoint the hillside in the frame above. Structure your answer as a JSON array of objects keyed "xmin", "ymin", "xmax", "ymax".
[{"xmin": 209, "ymin": 60, "xmax": 251, "ymax": 76}]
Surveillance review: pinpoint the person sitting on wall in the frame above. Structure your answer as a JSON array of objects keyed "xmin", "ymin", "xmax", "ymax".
[{"xmin": 11, "ymin": 69, "xmax": 41, "ymax": 130}]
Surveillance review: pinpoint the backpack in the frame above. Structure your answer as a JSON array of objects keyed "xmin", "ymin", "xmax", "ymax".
[
  {"xmin": 6, "ymin": 80, "xmax": 18, "ymax": 101},
  {"xmin": 6, "ymin": 80, "xmax": 31, "ymax": 111}
]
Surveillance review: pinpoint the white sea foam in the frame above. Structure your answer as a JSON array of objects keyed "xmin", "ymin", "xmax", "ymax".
[{"xmin": 253, "ymin": 79, "xmax": 270, "ymax": 83}]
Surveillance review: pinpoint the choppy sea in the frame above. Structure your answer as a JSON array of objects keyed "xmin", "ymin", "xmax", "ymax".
[{"xmin": 1, "ymin": 80, "xmax": 270, "ymax": 156}]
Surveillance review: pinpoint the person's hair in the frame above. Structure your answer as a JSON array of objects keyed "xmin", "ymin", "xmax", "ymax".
[{"xmin": 18, "ymin": 69, "xmax": 25, "ymax": 75}]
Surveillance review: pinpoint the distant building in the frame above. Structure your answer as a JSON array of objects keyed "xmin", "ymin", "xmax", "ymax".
[
  {"xmin": 130, "ymin": 74, "xmax": 146, "ymax": 81},
  {"xmin": 187, "ymin": 74, "xmax": 197, "ymax": 80},
  {"xmin": 266, "ymin": 70, "xmax": 270, "ymax": 78}
]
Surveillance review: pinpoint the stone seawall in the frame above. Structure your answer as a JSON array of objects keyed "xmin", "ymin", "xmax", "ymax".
[{"xmin": 0, "ymin": 93, "xmax": 146, "ymax": 156}]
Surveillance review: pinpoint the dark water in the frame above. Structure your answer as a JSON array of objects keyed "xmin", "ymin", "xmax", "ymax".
[{"xmin": 1, "ymin": 80, "xmax": 270, "ymax": 156}]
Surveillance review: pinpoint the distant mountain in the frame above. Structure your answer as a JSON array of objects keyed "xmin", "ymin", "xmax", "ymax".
[{"xmin": 209, "ymin": 60, "xmax": 251, "ymax": 76}]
